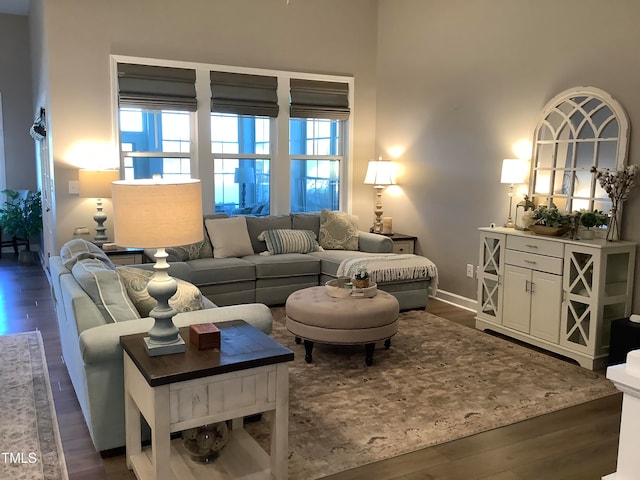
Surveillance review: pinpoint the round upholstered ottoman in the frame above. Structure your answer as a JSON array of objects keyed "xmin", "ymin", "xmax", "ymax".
[{"xmin": 285, "ymin": 286, "xmax": 400, "ymax": 366}]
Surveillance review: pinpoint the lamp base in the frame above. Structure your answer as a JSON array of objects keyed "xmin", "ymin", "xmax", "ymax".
[{"xmin": 144, "ymin": 335, "xmax": 186, "ymax": 356}]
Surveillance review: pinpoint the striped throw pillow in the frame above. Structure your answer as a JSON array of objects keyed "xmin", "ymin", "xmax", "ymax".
[{"xmin": 257, "ymin": 229, "xmax": 321, "ymax": 255}]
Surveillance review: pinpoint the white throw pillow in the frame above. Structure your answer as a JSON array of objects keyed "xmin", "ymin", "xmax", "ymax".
[
  {"xmin": 204, "ymin": 216, "xmax": 255, "ymax": 258},
  {"xmin": 71, "ymin": 259, "xmax": 140, "ymax": 323}
]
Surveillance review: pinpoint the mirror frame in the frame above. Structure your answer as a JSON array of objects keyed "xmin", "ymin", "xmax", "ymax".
[{"xmin": 529, "ymin": 86, "xmax": 630, "ymax": 217}]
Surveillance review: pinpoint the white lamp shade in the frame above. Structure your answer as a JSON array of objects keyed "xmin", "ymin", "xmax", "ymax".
[
  {"xmin": 364, "ymin": 158, "xmax": 396, "ymax": 186},
  {"xmin": 78, "ymin": 169, "xmax": 119, "ymax": 198},
  {"xmin": 500, "ymin": 159, "xmax": 529, "ymax": 184},
  {"xmin": 112, "ymin": 178, "xmax": 203, "ymax": 248}
]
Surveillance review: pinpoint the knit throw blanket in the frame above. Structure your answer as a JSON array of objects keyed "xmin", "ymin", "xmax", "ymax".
[{"xmin": 337, "ymin": 254, "xmax": 438, "ymax": 296}]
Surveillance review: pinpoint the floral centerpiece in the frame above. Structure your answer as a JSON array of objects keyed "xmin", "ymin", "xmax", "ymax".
[
  {"xmin": 352, "ymin": 267, "xmax": 370, "ymax": 289},
  {"xmin": 524, "ymin": 204, "xmax": 572, "ymax": 236},
  {"xmin": 591, "ymin": 165, "xmax": 638, "ymax": 241}
]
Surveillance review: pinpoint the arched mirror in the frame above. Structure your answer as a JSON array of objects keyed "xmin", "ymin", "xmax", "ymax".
[{"xmin": 530, "ymin": 86, "xmax": 630, "ymax": 214}]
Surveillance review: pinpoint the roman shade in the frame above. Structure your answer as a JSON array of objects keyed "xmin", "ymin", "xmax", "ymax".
[
  {"xmin": 289, "ymin": 79, "xmax": 350, "ymax": 120},
  {"xmin": 117, "ymin": 63, "xmax": 197, "ymax": 111},
  {"xmin": 210, "ymin": 71, "xmax": 279, "ymax": 117}
]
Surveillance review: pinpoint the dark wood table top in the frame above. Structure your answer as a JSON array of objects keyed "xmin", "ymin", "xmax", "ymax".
[{"xmin": 120, "ymin": 319, "xmax": 294, "ymax": 387}]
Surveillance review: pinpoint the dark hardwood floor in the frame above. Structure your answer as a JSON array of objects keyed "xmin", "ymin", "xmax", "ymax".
[{"xmin": 0, "ymin": 254, "xmax": 622, "ymax": 480}]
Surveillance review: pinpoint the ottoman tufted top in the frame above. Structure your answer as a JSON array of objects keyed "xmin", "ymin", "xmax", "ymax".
[{"xmin": 285, "ymin": 286, "xmax": 399, "ymax": 330}]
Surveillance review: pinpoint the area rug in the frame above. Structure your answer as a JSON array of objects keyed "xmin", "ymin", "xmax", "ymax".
[
  {"xmin": 0, "ymin": 331, "xmax": 69, "ymax": 480},
  {"xmin": 245, "ymin": 307, "xmax": 618, "ymax": 479}
]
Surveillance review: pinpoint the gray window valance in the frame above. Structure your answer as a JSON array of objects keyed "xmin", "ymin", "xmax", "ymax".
[
  {"xmin": 289, "ymin": 79, "xmax": 350, "ymax": 120},
  {"xmin": 210, "ymin": 71, "xmax": 279, "ymax": 117},
  {"xmin": 117, "ymin": 63, "xmax": 197, "ymax": 112}
]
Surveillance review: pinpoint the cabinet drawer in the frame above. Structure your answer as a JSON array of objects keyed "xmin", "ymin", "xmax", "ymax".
[
  {"xmin": 392, "ymin": 240, "xmax": 414, "ymax": 254},
  {"xmin": 505, "ymin": 249, "xmax": 563, "ymax": 275},
  {"xmin": 506, "ymin": 235, "xmax": 564, "ymax": 258}
]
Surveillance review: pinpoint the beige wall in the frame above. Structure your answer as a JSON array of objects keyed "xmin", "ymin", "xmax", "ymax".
[
  {"xmin": 376, "ymin": 0, "xmax": 640, "ymax": 308},
  {"xmin": 23, "ymin": 0, "xmax": 640, "ymax": 308},
  {"xmin": 41, "ymin": 0, "xmax": 378, "ymax": 251},
  {"xmin": 0, "ymin": 13, "xmax": 36, "ymax": 193}
]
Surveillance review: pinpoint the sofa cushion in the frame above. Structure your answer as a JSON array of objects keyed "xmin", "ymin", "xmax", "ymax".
[
  {"xmin": 310, "ymin": 249, "xmax": 385, "ymax": 277},
  {"xmin": 184, "ymin": 257, "xmax": 256, "ymax": 286},
  {"xmin": 258, "ymin": 229, "xmax": 321, "ymax": 255},
  {"xmin": 71, "ymin": 258, "xmax": 140, "ymax": 323},
  {"xmin": 318, "ymin": 209, "xmax": 359, "ymax": 251},
  {"xmin": 205, "ymin": 216, "xmax": 254, "ymax": 258},
  {"xmin": 60, "ymin": 239, "xmax": 115, "ymax": 270},
  {"xmin": 291, "ymin": 213, "xmax": 321, "ymax": 238},
  {"xmin": 244, "ymin": 253, "xmax": 320, "ymax": 279},
  {"xmin": 116, "ymin": 266, "xmax": 205, "ymax": 317},
  {"xmin": 245, "ymin": 214, "xmax": 292, "ymax": 253}
]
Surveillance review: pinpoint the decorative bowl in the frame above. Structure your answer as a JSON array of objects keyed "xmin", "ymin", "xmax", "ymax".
[
  {"xmin": 528, "ymin": 225, "xmax": 571, "ymax": 237},
  {"xmin": 325, "ymin": 278, "xmax": 377, "ymax": 298},
  {"xmin": 325, "ymin": 277, "xmax": 354, "ymax": 298}
]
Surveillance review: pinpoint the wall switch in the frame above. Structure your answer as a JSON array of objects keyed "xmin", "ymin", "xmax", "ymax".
[
  {"xmin": 68, "ymin": 180, "xmax": 80, "ymax": 194},
  {"xmin": 466, "ymin": 264, "xmax": 474, "ymax": 278}
]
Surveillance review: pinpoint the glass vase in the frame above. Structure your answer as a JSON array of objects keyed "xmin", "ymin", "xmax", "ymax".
[{"xmin": 607, "ymin": 207, "xmax": 620, "ymax": 241}]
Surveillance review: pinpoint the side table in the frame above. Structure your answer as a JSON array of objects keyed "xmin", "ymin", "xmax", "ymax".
[
  {"xmin": 104, "ymin": 246, "xmax": 145, "ymax": 265},
  {"xmin": 386, "ymin": 233, "xmax": 417, "ymax": 254},
  {"xmin": 121, "ymin": 320, "xmax": 294, "ymax": 480}
]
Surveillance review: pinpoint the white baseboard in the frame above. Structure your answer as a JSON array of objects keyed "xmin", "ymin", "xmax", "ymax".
[{"xmin": 431, "ymin": 289, "xmax": 477, "ymax": 312}]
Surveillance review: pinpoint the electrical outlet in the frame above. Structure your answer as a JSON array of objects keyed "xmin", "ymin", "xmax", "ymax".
[{"xmin": 466, "ymin": 264, "xmax": 474, "ymax": 278}]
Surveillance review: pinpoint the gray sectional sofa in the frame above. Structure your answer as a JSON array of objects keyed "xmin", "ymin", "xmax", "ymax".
[
  {"xmin": 148, "ymin": 211, "xmax": 434, "ymax": 310},
  {"xmin": 48, "ymin": 211, "xmax": 434, "ymax": 453}
]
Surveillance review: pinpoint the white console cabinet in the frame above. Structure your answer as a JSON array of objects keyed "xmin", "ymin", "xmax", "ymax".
[{"xmin": 476, "ymin": 227, "xmax": 636, "ymax": 370}]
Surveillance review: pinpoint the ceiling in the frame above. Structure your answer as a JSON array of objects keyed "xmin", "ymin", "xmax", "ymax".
[{"xmin": 0, "ymin": 0, "xmax": 29, "ymax": 16}]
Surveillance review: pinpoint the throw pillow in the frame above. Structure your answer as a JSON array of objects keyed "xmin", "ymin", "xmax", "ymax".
[
  {"xmin": 71, "ymin": 258, "xmax": 140, "ymax": 323},
  {"xmin": 116, "ymin": 266, "xmax": 205, "ymax": 317},
  {"xmin": 204, "ymin": 216, "xmax": 254, "ymax": 259},
  {"xmin": 318, "ymin": 209, "xmax": 359, "ymax": 251},
  {"xmin": 257, "ymin": 229, "xmax": 322, "ymax": 255},
  {"xmin": 60, "ymin": 238, "xmax": 115, "ymax": 270}
]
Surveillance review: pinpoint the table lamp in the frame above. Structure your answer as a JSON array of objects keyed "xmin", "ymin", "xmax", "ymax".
[
  {"xmin": 78, "ymin": 169, "xmax": 120, "ymax": 246},
  {"xmin": 364, "ymin": 157, "xmax": 396, "ymax": 233},
  {"xmin": 500, "ymin": 159, "xmax": 529, "ymax": 228},
  {"xmin": 112, "ymin": 178, "xmax": 203, "ymax": 356},
  {"xmin": 234, "ymin": 166, "xmax": 255, "ymax": 208}
]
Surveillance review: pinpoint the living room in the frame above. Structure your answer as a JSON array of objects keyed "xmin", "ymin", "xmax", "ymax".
[{"xmin": 1, "ymin": 1, "xmax": 639, "ymax": 479}]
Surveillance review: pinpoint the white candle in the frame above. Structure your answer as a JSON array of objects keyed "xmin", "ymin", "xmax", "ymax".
[{"xmin": 382, "ymin": 217, "xmax": 393, "ymax": 234}]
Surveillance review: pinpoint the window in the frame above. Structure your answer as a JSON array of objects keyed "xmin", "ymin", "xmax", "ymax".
[
  {"xmin": 289, "ymin": 79, "xmax": 349, "ymax": 213},
  {"xmin": 113, "ymin": 58, "xmax": 353, "ymax": 216},
  {"xmin": 120, "ymin": 108, "xmax": 192, "ymax": 180},
  {"xmin": 116, "ymin": 63, "xmax": 196, "ymax": 181},
  {"xmin": 212, "ymin": 113, "xmax": 271, "ymax": 216},
  {"xmin": 290, "ymin": 118, "xmax": 343, "ymax": 212}
]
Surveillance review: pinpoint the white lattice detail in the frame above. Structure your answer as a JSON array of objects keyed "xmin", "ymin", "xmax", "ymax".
[
  {"xmin": 565, "ymin": 301, "xmax": 592, "ymax": 348},
  {"xmin": 568, "ymin": 252, "xmax": 595, "ymax": 297},
  {"xmin": 482, "ymin": 237, "xmax": 501, "ymax": 274}
]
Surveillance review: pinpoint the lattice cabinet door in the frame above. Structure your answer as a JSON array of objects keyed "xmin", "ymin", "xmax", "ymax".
[
  {"xmin": 477, "ymin": 231, "xmax": 505, "ymax": 324},
  {"xmin": 561, "ymin": 242, "xmax": 635, "ymax": 360}
]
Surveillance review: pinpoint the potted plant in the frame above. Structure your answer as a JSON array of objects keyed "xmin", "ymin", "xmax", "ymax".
[
  {"xmin": 352, "ymin": 267, "xmax": 370, "ymax": 289},
  {"xmin": 529, "ymin": 204, "xmax": 572, "ymax": 236},
  {"xmin": 0, "ymin": 189, "xmax": 43, "ymax": 264},
  {"xmin": 579, "ymin": 209, "xmax": 608, "ymax": 239}
]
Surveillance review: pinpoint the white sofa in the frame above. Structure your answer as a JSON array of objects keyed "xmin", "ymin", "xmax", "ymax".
[{"xmin": 49, "ymin": 246, "xmax": 273, "ymax": 453}]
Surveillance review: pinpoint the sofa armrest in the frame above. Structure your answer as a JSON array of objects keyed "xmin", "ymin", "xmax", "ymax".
[
  {"xmin": 358, "ymin": 231, "xmax": 393, "ymax": 253},
  {"xmin": 79, "ymin": 303, "xmax": 273, "ymax": 364}
]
